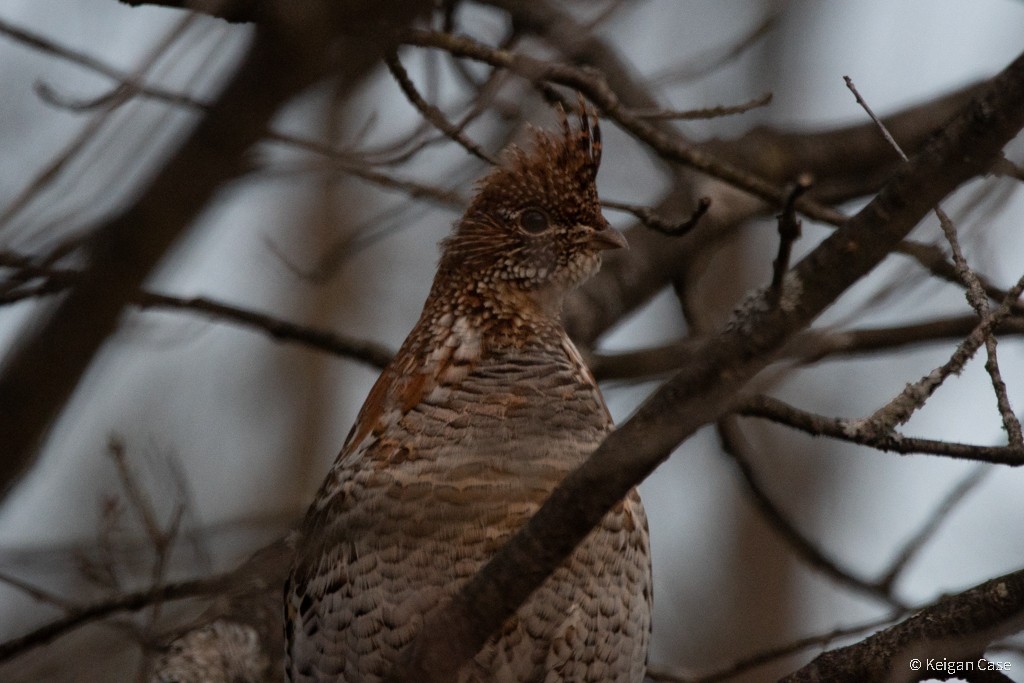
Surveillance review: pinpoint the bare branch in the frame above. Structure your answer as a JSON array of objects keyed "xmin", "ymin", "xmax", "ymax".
[
  {"xmin": 846, "ymin": 75, "xmax": 1024, "ymax": 447},
  {"xmin": 0, "ymin": 570, "xmax": 75, "ymax": 612},
  {"xmin": 717, "ymin": 418, "xmax": 902, "ymax": 607},
  {"xmin": 132, "ymin": 291, "xmax": 394, "ymax": 370},
  {"xmin": 384, "ymin": 49, "xmax": 498, "ymax": 165},
  {"xmin": 0, "ymin": 1, "xmax": 433, "ymax": 496},
  {"xmin": 648, "ymin": 11, "xmax": 779, "ymax": 85},
  {"xmin": 591, "ymin": 314, "xmax": 1024, "ymax": 383},
  {"xmin": 0, "ymin": 574, "xmax": 231, "ymax": 664},
  {"xmin": 0, "ymin": 13, "xmax": 198, "ymax": 232},
  {"xmin": 0, "ymin": 16, "xmax": 207, "ymax": 110},
  {"xmin": 0, "ymin": 250, "xmax": 395, "ymax": 369},
  {"xmin": 780, "ymin": 566, "xmax": 1024, "ymax": 682},
  {"xmin": 399, "ymin": 28, "xmax": 849, "ymax": 226},
  {"xmin": 877, "ymin": 465, "xmax": 990, "ymax": 592},
  {"xmin": 934, "ymin": 207, "xmax": 1024, "ymax": 448},
  {"xmin": 770, "ymin": 176, "xmax": 811, "ymax": 302},
  {"xmin": 117, "ymin": 0, "xmax": 261, "ymax": 23},
  {"xmin": 628, "ymin": 92, "xmax": 773, "ymax": 121},
  {"xmin": 844, "ymin": 75, "xmax": 909, "ymax": 163},
  {"xmin": 737, "ymin": 394, "xmax": 1024, "ymax": 465},
  {"xmin": 862, "ymin": 272, "xmax": 1024, "ymax": 435},
  {"xmin": 602, "ymin": 196, "xmax": 711, "ymax": 237},
  {"xmin": 647, "ymin": 613, "xmax": 900, "ymax": 683}
]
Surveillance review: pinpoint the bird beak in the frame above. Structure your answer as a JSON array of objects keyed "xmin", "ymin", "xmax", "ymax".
[{"xmin": 588, "ymin": 225, "xmax": 628, "ymax": 251}]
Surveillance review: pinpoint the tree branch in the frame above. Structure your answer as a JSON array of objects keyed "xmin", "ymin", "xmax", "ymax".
[
  {"xmin": 0, "ymin": 0, "xmax": 431, "ymax": 497},
  {"xmin": 779, "ymin": 566, "xmax": 1024, "ymax": 683},
  {"xmin": 737, "ymin": 394, "xmax": 1024, "ymax": 465}
]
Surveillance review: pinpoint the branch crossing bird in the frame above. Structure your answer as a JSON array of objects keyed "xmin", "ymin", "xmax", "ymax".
[{"xmin": 285, "ymin": 98, "xmax": 652, "ymax": 682}]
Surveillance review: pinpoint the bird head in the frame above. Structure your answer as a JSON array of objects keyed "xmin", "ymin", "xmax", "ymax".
[{"xmin": 438, "ymin": 100, "xmax": 626, "ymax": 317}]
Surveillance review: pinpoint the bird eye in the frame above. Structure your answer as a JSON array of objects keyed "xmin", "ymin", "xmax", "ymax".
[{"xmin": 519, "ymin": 208, "xmax": 550, "ymax": 234}]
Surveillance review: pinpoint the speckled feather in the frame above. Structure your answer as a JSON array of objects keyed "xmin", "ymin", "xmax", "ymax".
[{"xmin": 285, "ymin": 101, "xmax": 651, "ymax": 683}]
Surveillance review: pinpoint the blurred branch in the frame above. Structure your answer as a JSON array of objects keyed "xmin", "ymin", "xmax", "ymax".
[
  {"xmin": 117, "ymin": 0, "xmax": 262, "ymax": 23},
  {"xmin": 602, "ymin": 197, "xmax": 711, "ymax": 237},
  {"xmin": 894, "ymin": 239, "xmax": 1024, "ymax": 316},
  {"xmin": 0, "ymin": 1, "xmax": 431, "ymax": 497},
  {"xmin": 0, "ymin": 14, "xmax": 468, "ymax": 210},
  {"xmin": 7, "ymin": 4, "xmax": 996, "ymax": 355},
  {"xmin": 647, "ymin": 10, "xmax": 779, "ymax": 85},
  {"xmin": 0, "ymin": 535, "xmax": 290, "ymax": 677},
  {"xmin": 106, "ymin": 436, "xmax": 186, "ymax": 635},
  {"xmin": 546, "ymin": 24, "xmax": 987, "ymax": 346},
  {"xmin": 647, "ymin": 613, "xmax": 900, "ymax": 683},
  {"xmin": 384, "ymin": 49, "xmax": 498, "ymax": 164},
  {"xmin": 0, "ymin": 16, "xmax": 206, "ymax": 110},
  {"xmin": 133, "ymin": 291, "xmax": 394, "ymax": 369},
  {"xmin": 723, "ymin": 416, "xmax": 990, "ymax": 615},
  {"xmin": 992, "ymin": 154, "xmax": 1024, "ymax": 181},
  {"xmin": 0, "ymin": 250, "xmax": 394, "ymax": 369},
  {"xmin": 590, "ymin": 314, "xmax": 1024, "ymax": 382},
  {"xmin": 877, "ymin": 465, "xmax": 989, "ymax": 592},
  {"xmin": 780, "ymin": 566, "xmax": 1024, "ymax": 683},
  {"xmin": 0, "ymin": 13, "xmax": 197, "ymax": 231},
  {"xmin": 0, "ymin": 570, "xmax": 75, "ymax": 611},
  {"xmin": 146, "ymin": 538, "xmax": 292, "ymax": 681},
  {"xmin": 400, "ymin": 27, "xmax": 849, "ymax": 226},
  {"xmin": 717, "ymin": 418, "xmax": 904, "ymax": 607},
  {"xmin": 0, "ymin": 573, "xmax": 231, "ymax": 664},
  {"xmin": 387, "ymin": 46, "xmax": 1024, "ymax": 683},
  {"xmin": 628, "ymin": 91, "xmax": 773, "ymax": 120}
]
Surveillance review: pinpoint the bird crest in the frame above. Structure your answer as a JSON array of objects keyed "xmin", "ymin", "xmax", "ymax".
[{"xmin": 476, "ymin": 95, "xmax": 603, "ymax": 217}]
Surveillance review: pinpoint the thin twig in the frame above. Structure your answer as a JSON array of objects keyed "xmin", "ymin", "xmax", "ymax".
[
  {"xmin": 647, "ymin": 612, "xmax": 902, "ymax": 683},
  {"xmin": 845, "ymin": 76, "xmax": 1024, "ymax": 439},
  {"xmin": 844, "ymin": 76, "xmax": 908, "ymax": 162},
  {"xmin": 895, "ymin": 240, "xmax": 1024, "ymax": 315},
  {"xmin": 400, "ymin": 28, "xmax": 849, "ymax": 226},
  {"xmin": 107, "ymin": 436, "xmax": 188, "ymax": 631},
  {"xmin": 877, "ymin": 465, "xmax": 989, "ymax": 591},
  {"xmin": 770, "ymin": 175, "xmax": 812, "ymax": 301},
  {"xmin": 629, "ymin": 92, "xmax": 772, "ymax": 120},
  {"xmin": 737, "ymin": 394, "xmax": 1024, "ymax": 465},
  {"xmin": 0, "ymin": 16, "xmax": 208, "ymax": 111},
  {"xmin": 107, "ymin": 438, "xmax": 166, "ymax": 549},
  {"xmin": 717, "ymin": 418, "xmax": 903, "ymax": 607},
  {"xmin": 0, "ymin": 15, "xmax": 467, "ymax": 213},
  {"xmin": 385, "ymin": 50, "xmax": 498, "ymax": 165},
  {"xmin": 132, "ymin": 294, "xmax": 394, "ymax": 369},
  {"xmin": 0, "ymin": 13, "xmax": 198, "ymax": 231},
  {"xmin": 591, "ymin": 314, "xmax": 1024, "ymax": 382},
  {"xmin": 0, "ymin": 250, "xmax": 395, "ymax": 368},
  {"xmin": 0, "ymin": 570, "xmax": 75, "ymax": 611},
  {"xmin": 934, "ymin": 208, "xmax": 1024, "ymax": 448},
  {"xmin": 0, "ymin": 573, "xmax": 230, "ymax": 663},
  {"xmin": 602, "ymin": 197, "xmax": 711, "ymax": 236},
  {"xmin": 648, "ymin": 12, "xmax": 780, "ymax": 85}
]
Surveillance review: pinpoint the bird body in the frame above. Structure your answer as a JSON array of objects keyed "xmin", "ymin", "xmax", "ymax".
[{"xmin": 286, "ymin": 103, "xmax": 651, "ymax": 682}]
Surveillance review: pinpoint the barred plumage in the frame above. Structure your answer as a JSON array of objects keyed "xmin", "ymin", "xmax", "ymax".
[{"xmin": 285, "ymin": 100, "xmax": 651, "ymax": 682}]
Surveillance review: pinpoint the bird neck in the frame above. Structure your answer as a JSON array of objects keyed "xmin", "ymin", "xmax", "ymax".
[{"xmin": 422, "ymin": 272, "xmax": 568, "ymax": 350}]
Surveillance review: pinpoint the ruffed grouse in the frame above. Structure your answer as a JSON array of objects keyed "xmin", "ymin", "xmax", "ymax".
[{"xmin": 285, "ymin": 102, "xmax": 652, "ymax": 682}]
